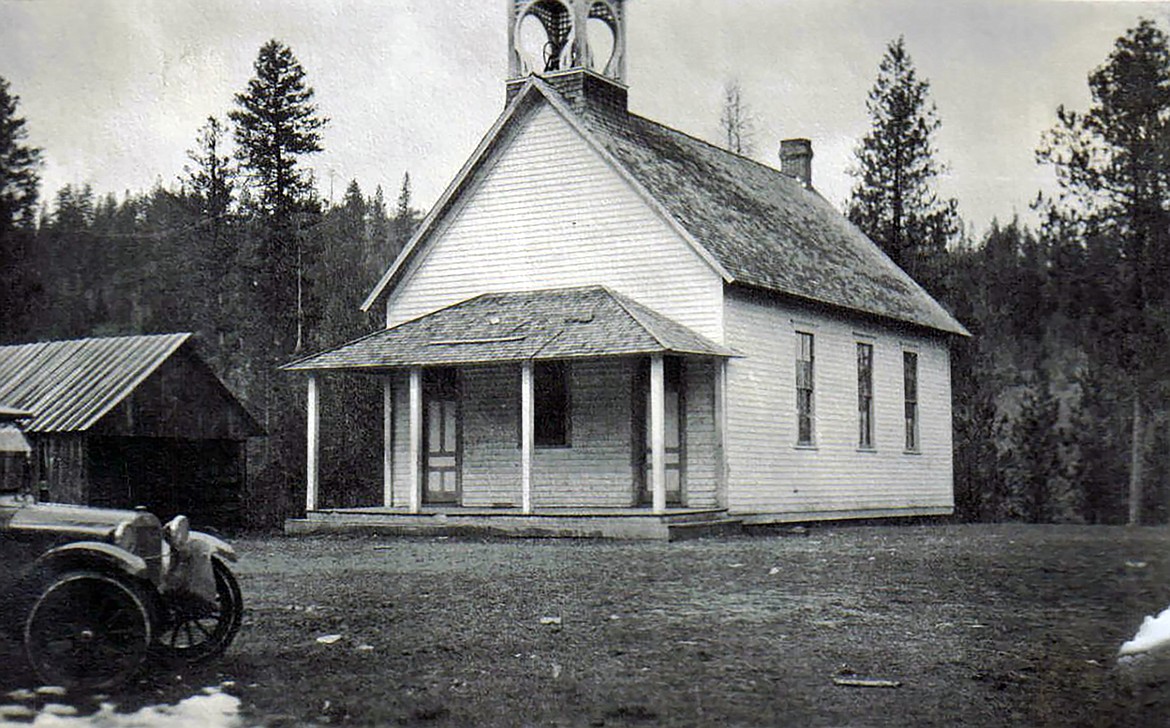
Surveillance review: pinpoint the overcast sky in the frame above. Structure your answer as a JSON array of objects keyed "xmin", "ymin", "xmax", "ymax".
[{"xmin": 1, "ymin": 0, "xmax": 1167, "ymax": 233}]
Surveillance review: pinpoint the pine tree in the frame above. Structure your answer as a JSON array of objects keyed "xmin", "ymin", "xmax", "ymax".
[
  {"xmin": 0, "ymin": 77, "xmax": 41, "ymax": 231},
  {"xmin": 1037, "ymin": 19, "xmax": 1170, "ymax": 525},
  {"xmin": 847, "ymin": 37, "xmax": 959, "ymax": 292},
  {"xmin": 229, "ymin": 39, "xmax": 328, "ymax": 354}
]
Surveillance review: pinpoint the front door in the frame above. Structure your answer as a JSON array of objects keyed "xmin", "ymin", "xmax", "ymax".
[
  {"xmin": 424, "ymin": 369, "xmax": 461, "ymax": 504},
  {"xmin": 635, "ymin": 357, "xmax": 684, "ymax": 506}
]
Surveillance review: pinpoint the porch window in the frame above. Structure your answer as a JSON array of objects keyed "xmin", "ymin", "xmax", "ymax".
[
  {"xmin": 535, "ymin": 361, "xmax": 570, "ymax": 447},
  {"xmin": 858, "ymin": 342, "xmax": 874, "ymax": 449},
  {"xmin": 796, "ymin": 332, "xmax": 815, "ymax": 446},
  {"xmin": 904, "ymin": 351, "xmax": 919, "ymax": 452}
]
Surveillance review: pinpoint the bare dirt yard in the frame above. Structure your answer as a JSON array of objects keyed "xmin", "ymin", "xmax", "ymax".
[{"xmin": 3, "ymin": 523, "xmax": 1170, "ymax": 726}]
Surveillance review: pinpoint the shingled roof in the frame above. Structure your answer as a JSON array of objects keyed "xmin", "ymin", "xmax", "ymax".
[
  {"xmin": 363, "ymin": 76, "xmax": 968, "ymax": 337},
  {"xmin": 284, "ymin": 286, "xmax": 736, "ymax": 372}
]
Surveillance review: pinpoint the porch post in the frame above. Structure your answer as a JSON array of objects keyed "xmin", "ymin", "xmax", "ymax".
[
  {"xmin": 306, "ymin": 374, "xmax": 320, "ymax": 513},
  {"xmin": 521, "ymin": 361, "xmax": 535, "ymax": 514},
  {"xmin": 409, "ymin": 367, "xmax": 423, "ymax": 514},
  {"xmin": 382, "ymin": 374, "xmax": 394, "ymax": 508},
  {"xmin": 650, "ymin": 354, "xmax": 667, "ymax": 514}
]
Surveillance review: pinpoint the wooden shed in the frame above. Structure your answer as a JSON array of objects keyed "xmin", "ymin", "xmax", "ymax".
[{"xmin": 0, "ymin": 333, "xmax": 262, "ymax": 530}]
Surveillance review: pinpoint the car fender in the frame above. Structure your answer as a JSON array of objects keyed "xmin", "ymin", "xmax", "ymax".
[
  {"xmin": 34, "ymin": 541, "xmax": 149, "ymax": 580},
  {"xmin": 188, "ymin": 531, "xmax": 238, "ymax": 563}
]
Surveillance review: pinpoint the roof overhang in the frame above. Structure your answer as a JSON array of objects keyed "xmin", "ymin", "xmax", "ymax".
[{"xmin": 287, "ymin": 286, "xmax": 738, "ymax": 373}]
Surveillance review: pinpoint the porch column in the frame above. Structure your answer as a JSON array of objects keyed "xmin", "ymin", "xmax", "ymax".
[
  {"xmin": 306, "ymin": 374, "xmax": 320, "ymax": 513},
  {"xmin": 382, "ymin": 375, "xmax": 394, "ymax": 508},
  {"xmin": 520, "ymin": 361, "xmax": 534, "ymax": 514},
  {"xmin": 714, "ymin": 359, "xmax": 728, "ymax": 507},
  {"xmin": 650, "ymin": 354, "xmax": 667, "ymax": 514},
  {"xmin": 409, "ymin": 367, "xmax": 423, "ymax": 514}
]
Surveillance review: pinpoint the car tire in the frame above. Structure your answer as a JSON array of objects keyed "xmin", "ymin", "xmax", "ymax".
[
  {"xmin": 23, "ymin": 570, "xmax": 153, "ymax": 690},
  {"xmin": 153, "ymin": 557, "xmax": 243, "ymax": 664}
]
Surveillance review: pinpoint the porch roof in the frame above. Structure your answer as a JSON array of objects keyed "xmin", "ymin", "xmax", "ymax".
[{"xmin": 283, "ymin": 286, "xmax": 737, "ymax": 372}]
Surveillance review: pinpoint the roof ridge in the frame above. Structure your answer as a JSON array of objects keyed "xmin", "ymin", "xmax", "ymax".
[
  {"xmin": 621, "ymin": 111, "xmax": 800, "ymax": 184},
  {"xmin": 601, "ymin": 286, "xmax": 672, "ymax": 352}
]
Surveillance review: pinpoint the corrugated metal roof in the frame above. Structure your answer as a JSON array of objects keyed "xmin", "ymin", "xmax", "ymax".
[
  {"xmin": 0, "ymin": 333, "xmax": 191, "ymax": 432},
  {"xmin": 284, "ymin": 286, "xmax": 737, "ymax": 372}
]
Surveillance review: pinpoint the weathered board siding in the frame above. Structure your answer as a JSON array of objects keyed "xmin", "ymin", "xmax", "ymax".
[
  {"xmin": 723, "ymin": 288, "xmax": 954, "ymax": 517},
  {"xmin": 31, "ymin": 434, "xmax": 88, "ymax": 504},
  {"xmin": 384, "ymin": 102, "xmax": 725, "ymax": 342}
]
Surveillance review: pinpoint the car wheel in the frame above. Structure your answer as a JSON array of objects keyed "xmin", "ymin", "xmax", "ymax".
[
  {"xmin": 154, "ymin": 558, "xmax": 242, "ymax": 664},
  {"xmin": 23, "ymin": 570, "xmax": 153, "ymax": 690}
]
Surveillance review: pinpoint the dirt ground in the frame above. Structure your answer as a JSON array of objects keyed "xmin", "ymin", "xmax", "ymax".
[{"xmin": 4, "ymin": 523, "xmax": 1170, "ymax": 726}]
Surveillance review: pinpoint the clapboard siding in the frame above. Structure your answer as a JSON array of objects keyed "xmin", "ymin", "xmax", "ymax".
[
  {"xmin": 384, "ymin": 102, "xmax": 724, "ymax": 342},
  {"xmin": 683, "ymin": 358, "xmax": 719, "ymax": 508},
  {"xmin": 531, "ymin": 359, "xmax": 636, "ymax": 507},
  {"xmin": 723, "ymin": 288, "xmax": 954, "ymax": 516},
  {"xmin": 389, "ymin": 371, "xmax": 411, "ymax": 509},
  {"xmin": 387, "ymin": 360, "xmax": 639, "ymax": 507},
  {"xmin": 461, "ymin": 365, "xmax": 522, "ymax": 507}
]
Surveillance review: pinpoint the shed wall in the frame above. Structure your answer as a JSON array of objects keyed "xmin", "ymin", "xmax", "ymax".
[
  {"xmin": 722, "ymin": 288, "xmax": 954, "ymax": 517},
  {"xmin": 383, "ymin": 102, "xmax": 725, "ymax": 342}
]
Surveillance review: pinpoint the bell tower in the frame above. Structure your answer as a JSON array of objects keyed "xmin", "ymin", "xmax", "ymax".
[{"xmin": 508, "ymin": 0, "xmax": 627, "ymax": 84}]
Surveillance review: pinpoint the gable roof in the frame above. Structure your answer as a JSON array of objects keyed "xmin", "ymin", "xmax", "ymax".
[
  {"xmin": 285, "ymin": 286, "xmax": 737, "ymax": 372},
  {"xmin": 364, "ymin": 77, "xmax": 968, "ymax": 337},
  {"xmin": 0, "ymin": 333, "xmax": 223, "ymax": 433}
]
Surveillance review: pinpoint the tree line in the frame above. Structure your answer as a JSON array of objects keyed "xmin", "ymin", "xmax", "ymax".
[
  {"xmin": 0, "ymin": 40, "xmax": 420, "ymax": 527},
  {"xmin": 838, "ymin": 22, "xmax": 1170, "ymax": 525},
  {"xmin": 3, "ymin": 21, "xmax": 1170, "ymax": 527}
]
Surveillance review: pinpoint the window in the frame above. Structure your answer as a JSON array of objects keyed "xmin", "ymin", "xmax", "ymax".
[
  {"xmin": 904, "ymin": 351, "xmax": 919, "ymax": 451},
  {"xmin": 858, "ymin": 343, "xmax": 874, "ymax": 449},
  {"xmin": 535, "ymin": 361, "xmax": 570, "ymax": 447},
  {"xmin": 796, "ymin": 332, "xmax": 815, "ymax": 446}
]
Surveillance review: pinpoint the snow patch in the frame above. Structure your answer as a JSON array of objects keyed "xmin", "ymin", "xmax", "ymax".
[{"xmin": 1119, "ymin": 605, "xmax": 1170, "ymax": 657}]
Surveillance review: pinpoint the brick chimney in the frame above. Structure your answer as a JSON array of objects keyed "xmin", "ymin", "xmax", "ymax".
[{"xmin": 780, "ymin": 139, "xmax": 814, "ymax": 188}]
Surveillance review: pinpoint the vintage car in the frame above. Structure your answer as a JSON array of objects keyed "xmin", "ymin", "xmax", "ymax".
[{"xmin": 0, "ymin": 410, "xmax": 243, "ymax": 690}]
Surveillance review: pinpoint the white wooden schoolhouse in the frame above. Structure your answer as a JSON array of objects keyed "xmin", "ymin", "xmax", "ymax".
[{"xmin": 285, "ymin": 0, "xmax": 970, "ymax": 537}]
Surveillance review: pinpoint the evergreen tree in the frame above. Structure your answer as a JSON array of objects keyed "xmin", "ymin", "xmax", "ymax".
[
  {"xmin": 0, "ymin": 77, "xmax": 41, "ymax": 231},
  {"xmin": 229, "ymin": 39, "xmax": 328, "ymax": 354},
  {"xmin": 1037, "ymin": 19, "xmax": 1170, "ymax": 524},
  {"xmin": 847, "ymin": 37, "xmax": 960, "ymax": 292}
]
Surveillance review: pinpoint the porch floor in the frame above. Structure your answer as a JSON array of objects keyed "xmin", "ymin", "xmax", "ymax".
[{"xmin": 285, "ymin": 506, "xmax": 742, "ymax": 541}]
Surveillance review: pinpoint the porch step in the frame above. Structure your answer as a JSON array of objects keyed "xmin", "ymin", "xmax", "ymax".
[
  {"xmin": 667, "ymin": 518, "xmax": 744, "ymax": 541},
  {"xmin": 285, "ymin": 508, "xmax": 736, "ymax": 541}
]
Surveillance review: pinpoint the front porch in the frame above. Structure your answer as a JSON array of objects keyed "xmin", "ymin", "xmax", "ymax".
[
  {"xmin": 282, "ymin": 287, "xmax": 738, "ymax": 534},
  {"xmin": 285, "ymin": 505, "xmax": 743, "ymax": 541}
]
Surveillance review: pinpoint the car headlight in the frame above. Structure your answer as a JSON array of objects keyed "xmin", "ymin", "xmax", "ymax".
[{"xmin": 164, "ymin": 515, "xmax": 190, "ymax": 550}]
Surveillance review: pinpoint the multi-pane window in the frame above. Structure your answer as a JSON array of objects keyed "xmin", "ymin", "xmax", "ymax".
[
  {"xmin": 857, "ymin": 343, "xmax": 874, "ymax": 449},
  {"xmin": 796, "ymin": 332, "xmax": 815, "ymax": 445},
  {"xmin": 535, "ymin": 361, "xmax": 570, "ymax": 447},
  {"xmin": 903, "ymin": 351, "xmax": 919, "ymax": 452}
]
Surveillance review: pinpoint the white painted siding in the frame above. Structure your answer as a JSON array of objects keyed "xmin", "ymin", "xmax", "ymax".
[
  {"xmin": 683, "ymin": 358, "xmax": 719, "ymax": 508},
  {"xmin": 723, "ymin": 288, "xmax": 954, "ymax": 517},
  {"xmin": 383, "ymin": 102, "xmax": 725, "ymax": 342},
  {"xmin": 388, "ymin": 359, "xmax": 640, "ymax": 508}
]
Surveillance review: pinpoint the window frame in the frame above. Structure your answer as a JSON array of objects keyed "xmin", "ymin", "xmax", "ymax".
[
  {"xmin": 857, "ymin": 342, "xmax": 875, "ymax": 450},
  {"xmin": 795, "ymin": 331, "xmax": 816, "ymax": 447},
  {"xmin": 903, "ymin": 351, "xmax": 920, "ymax": 453}
]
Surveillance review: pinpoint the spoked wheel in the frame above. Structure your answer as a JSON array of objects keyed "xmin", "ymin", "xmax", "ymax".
[
  {"xmin": 23, "ymin": 570, "xmax": 153, "ymax": 690},
  {"xmin": 153, "ymin": 558, "xmax": 242, "ymax": 664}
]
